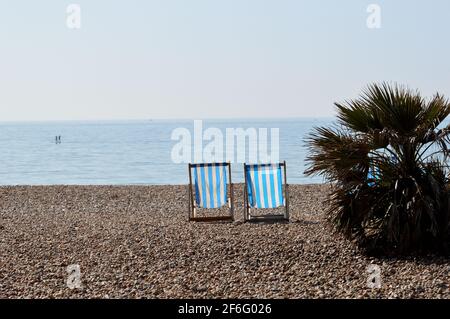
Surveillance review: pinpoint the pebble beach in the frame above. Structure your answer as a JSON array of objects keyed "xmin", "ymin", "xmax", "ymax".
[{"xmin": 0, "ymin": 184, "xmax": 449, "ymax": 299}]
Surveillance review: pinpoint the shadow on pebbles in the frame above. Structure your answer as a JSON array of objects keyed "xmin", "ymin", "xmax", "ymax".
[{"xmin": 0, "ymin": 184, "xmax": 449, "ymax": 298}]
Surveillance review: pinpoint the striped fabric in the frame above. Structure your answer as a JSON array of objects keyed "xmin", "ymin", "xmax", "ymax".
[
  {"xmin": 245, "ymin": 164, "xmax": 284, "ymax": 209},
  {"xmin": 193, "ymin": 163, "xmax": 228, "ymax": 209},
  {"xmin": 367, "ymin": 166, "xmax": 376, "ymax": 186},
  {"xmin": 367, "ymin": 165, "xmax": 381, "ymax": 186}
]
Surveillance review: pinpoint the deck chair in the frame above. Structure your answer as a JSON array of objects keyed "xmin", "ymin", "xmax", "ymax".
[
  {"xmin": 367, "ymin": 166, "xmax": 378, "ymax": 187},
  {"xmin": 188, "ymin": 162, "xmax": 234, "ymax": 222},
  {"xmin": 367, "ymin": 149, "xmax": 395, "ymax": 186},
  {"xmin": 243, "ymin": 161, "xmax": 289, "ymax": 222}
]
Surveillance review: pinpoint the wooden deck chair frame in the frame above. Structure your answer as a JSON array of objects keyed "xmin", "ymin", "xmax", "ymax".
[
  {"xmin": 188, "ymin": 162, "xmax": 234, "ymax": 222},
  {"xmin": 243, "ymin": 161, "xmax": 289, "ymax": 222}
]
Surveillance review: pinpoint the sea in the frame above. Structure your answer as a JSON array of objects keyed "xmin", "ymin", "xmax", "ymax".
[{"xmin": 0, "ymin": 118, "xmax": 333, "ymax": 185}]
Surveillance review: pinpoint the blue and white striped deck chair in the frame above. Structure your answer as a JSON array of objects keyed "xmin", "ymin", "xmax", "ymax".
[
  {"xmin": 188, "ymin": 162, "xmax": 234, "ymax": 222},
  {"xmin": 243, "ymin": 161, "xmax": 289, "ymax": 222},
  {"xmin": 367, "ymin": 166, "xmax": 379, "ymax": 187},
  {"xmin": 367, "ymin": 149, "xmax": 395, "ymax": 187}
]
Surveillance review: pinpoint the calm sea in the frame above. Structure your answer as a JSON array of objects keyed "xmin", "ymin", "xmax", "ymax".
[{"xmin": 0, "ymin": 119, "xmax": 332, "ymax": 185}]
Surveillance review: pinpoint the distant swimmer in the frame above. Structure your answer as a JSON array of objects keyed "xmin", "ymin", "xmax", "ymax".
[{"xmin": 55, "ymin": 136, "xmax": 62, "ymax": 144}]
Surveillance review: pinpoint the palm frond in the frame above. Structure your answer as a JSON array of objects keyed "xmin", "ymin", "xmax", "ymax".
[{"xmin": 305, "ymin": 82, "xmax": 450, "ymax": 255}]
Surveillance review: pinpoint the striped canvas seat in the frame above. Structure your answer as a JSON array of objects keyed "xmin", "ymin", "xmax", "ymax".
[
  {"xmin": 367, "ymin": 166, "xmax": 378, "ymax": 187},
  {"xmin": 193, "ymin": 163, "xmax": 228, "ymax": 208},
  {"xmin": 244, "ymin": 162, "xmax": 289, "ymax": 222},
  {"xmin": 188, "ymin": 162, "xmax": 234, "ymax": 222},
  {"xmin": 245, "ymin": 164, "xmax": 284, "ymax": 208}
]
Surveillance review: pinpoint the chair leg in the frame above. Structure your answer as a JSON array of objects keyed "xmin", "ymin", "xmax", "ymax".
[
  {"xmin": 285, "ymin": 184, "xmax": 290, "ymax": 221},
  {"xmin": 187, "ymin": 185, "xmax": 191, "ymax": 221}
]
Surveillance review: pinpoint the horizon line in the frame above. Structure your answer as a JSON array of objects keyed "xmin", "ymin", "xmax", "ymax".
[{"xmin": 0, "ymin": 116, "xmax": 335, "ymax": 124}]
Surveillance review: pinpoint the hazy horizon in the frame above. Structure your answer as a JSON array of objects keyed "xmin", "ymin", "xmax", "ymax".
[
  {"xmin": 0, "ymin": 115, "xmax": 335, "ymax": 124},
  {"xmin": 1, "ymin": 0, "xmax": 450, "ymax": 121}
]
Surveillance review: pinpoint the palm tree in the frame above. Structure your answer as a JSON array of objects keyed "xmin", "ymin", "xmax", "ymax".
[{"xmin": 305, "ymin": 83, "xmax": 450, "ymax": 255}]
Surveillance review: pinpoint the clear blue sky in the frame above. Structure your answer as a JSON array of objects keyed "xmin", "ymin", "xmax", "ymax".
[{"xmin": 1, "ymin": 0, "xmax": 450, "ymax": 121}]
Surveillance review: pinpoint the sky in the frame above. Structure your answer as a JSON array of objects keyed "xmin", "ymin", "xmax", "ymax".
[{"xmin": 1, "ymin": 0, "xmax": 450, "ymax": 121}]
